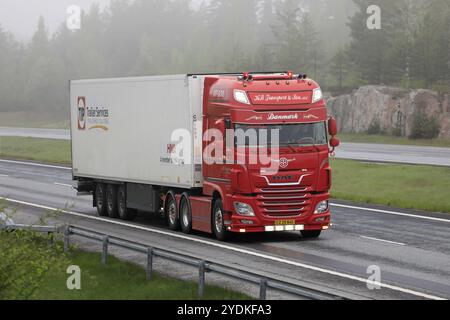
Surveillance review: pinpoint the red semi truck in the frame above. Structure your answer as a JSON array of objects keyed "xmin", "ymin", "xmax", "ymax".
[{"xmin": 70, "ymin": 72, "xmax": 339, "ymax": 241}]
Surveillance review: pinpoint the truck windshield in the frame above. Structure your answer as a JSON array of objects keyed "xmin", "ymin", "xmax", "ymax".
[{"xmin": 235, "ymin": 122, "xmax": 328, "ymax": 147}]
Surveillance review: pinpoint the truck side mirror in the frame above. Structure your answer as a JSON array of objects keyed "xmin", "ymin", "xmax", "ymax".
[
  {"xmin": 328, "ymin": 117, "xmax": 338, "ymax": 137},
  {"xmin": 330, "ymin": 137, "xmax": 340, "ymax": 149}
]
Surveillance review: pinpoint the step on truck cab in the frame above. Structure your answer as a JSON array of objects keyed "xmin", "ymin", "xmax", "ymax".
[{"xmin": 70, "ymin": 72, "xmax": 340, "ymax": 241}]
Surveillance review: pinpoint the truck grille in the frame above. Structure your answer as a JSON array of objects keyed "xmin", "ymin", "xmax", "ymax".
[{"xmin": 256, "ymin": 187, "xmax": 312, "ymax": 218}]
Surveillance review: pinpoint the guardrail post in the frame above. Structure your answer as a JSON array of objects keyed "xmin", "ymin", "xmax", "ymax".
[
  {"xmin": 259, "ymin": 278, "xmax": 268, "ymax": 300},
  {"xmin": 64, "ymin": 226, "xmax": 70, "ymax": 252},
  {"xmin": 48, "ymin": 232, "xmax": 54, "ymax": 247},
  {"xmin": 102, "ymin": 236, "xmax": 109, "ymax": 265},
  {"xmin": 146, "ymin": 247, "xmax": 153, "ymax": 281},
  {"xmin": 198, "ymin": 261, "xmax": 206, "ymax": 299}
]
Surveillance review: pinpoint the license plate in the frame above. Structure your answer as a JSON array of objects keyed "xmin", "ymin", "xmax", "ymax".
[{"xmin": 275, "ymin": 220, "xmax": 296, "ymax": 226}]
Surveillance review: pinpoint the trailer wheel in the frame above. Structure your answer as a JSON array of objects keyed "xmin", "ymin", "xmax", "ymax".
[
  {"xmin": 165, "ymin": 193, "xmax": 180, "ymax": 231},
  {"xmin": 301, "ymin": 230, "xmax": 322, "ymax": 239},
  {"xmin": 180, "ymin": 194, "xmax": 192, "ymax": 234},
  {"xmin": 212, "ymin": 199, "xmax": 227, "ymax": 241},
  {"xmin": 117, "ymin": 185, "xmax": 137, "ymax": 221},
  {"xmin": 95, "ymin": 183, "xmax": 108, "ymax": 217},
  {"xmin": 106, "ymin": 184, "xmax": 119, "ymax": 218}
]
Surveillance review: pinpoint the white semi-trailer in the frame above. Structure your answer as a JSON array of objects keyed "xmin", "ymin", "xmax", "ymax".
[{"xmin": 70, "ymin": 73, "xmax": 338, "ymax": 241}]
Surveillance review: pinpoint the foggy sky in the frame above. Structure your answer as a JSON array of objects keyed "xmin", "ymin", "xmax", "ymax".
[{"xmin": 0, "ymin": 0, "xmax": 111, "ymax": 41}]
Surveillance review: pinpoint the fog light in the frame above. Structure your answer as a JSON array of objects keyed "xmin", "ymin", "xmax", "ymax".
[
  {"xmin": 285, "ymin": 225, "xmax": 295, "ymax": 231},
  {"xmin": 265, "ymin": 226, "xmax": 275, "ymax": 232},
  {"xmin": 275, "ymin": 226, "xmax": 284, "ymax": 231},
  {"xmin": 295, "ymin": 225, "xmax": 305, "ymax": 231}
]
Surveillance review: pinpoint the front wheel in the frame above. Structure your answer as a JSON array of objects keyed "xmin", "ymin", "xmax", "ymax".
[
  {"xmin": 301, "ymin": 230, "xmax": 322, "ymax": 239},
  {"xmin": 212, "ymin": 199, "xmax": 227, "ymax": 241}
]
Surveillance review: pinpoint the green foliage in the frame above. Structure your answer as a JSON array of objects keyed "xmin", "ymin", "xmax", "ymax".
[
  {"xmin": 0, "ymin": 229, "xmax": 68, "ymax": 300},
  {"xmin": 341, "ymin": 0, "xmax": 450, "ymax": 90},
  {"xmin": 409, "ymin": 109, "xmax": 441, "ymax": 139},
  {"xmin": 367, "ymin": 118, "xmax": 383, "ymax": 135}
]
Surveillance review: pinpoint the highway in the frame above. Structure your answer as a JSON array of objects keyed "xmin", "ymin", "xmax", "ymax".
[
  {"xmin": 1, "ymin": 158, "xmax": 449, "ymax": 300},
  {"xmin": 1, "ymin": 126, "xmax": 450, "ymax": 166}
]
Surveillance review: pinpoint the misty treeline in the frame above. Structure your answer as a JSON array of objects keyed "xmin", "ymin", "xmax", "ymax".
[{"xmin": 0, "ymin": 0, "xmax": 449, "ymax": 113}]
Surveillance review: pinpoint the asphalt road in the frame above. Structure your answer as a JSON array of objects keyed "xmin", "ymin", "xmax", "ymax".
[
  {"xmin": 1, "ymin": 127, "xmax": 450, "ymax": 166},
  {"xmin": 0, "ymin": 127, "xmax": 70, "ymax": 140},
  {"xmin": 1, "ymin": 158, "xmax": 449, "ymax": 300}
]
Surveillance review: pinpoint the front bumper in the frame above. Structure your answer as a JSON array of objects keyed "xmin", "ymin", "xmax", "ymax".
[{"xmin": 225, "ymin": 192, "xmax": 331, "ymax": 233}]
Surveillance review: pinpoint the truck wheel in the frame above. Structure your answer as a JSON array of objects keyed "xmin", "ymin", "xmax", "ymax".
[
  {"xmin": 301, "ymin": 230, "xmax": 322, "ymax": 239},
  {"xmin": 212, "ymin": 199, "xmax": 227, "ymax": 241},
  {"xmin": 95, "ymin": 183, "xmax": 108, "ymax": 217},
  {"xmin": 117, "ymin": 185, "xmax": 137, "ymax": 221},
  {"xmin": 165, "ymin": 193, "xmax": 180, "ymax": 231},
  {"xmin": 180, "ymin": 194, "xmax": 192, "ymax": 234},
  {"xmin": 106, "ymin": 184, "xmax": 119, "ymax": 218}
]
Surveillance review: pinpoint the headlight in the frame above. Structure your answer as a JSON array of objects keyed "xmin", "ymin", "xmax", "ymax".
[
  {"xmin": 312, "ymin": 88, "xmax": 323, "ymax": 103},
  {"xmin": 234, "ymin": 202, "xmax": 255, "ymax": 216},
  {"xmin": 314, "ymin": 200, "xmax": 329, "ymax": 214},
  {"xmin": 233, "ymin": 90, "xmax": 250, "ymax": 105}
]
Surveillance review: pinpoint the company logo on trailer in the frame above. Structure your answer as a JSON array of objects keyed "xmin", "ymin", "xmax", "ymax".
[
  {"xmin": 77, "ymin": 97, "xmax": 87, "ymax": 130},
  {"xmin": 76, "ymin": 96, "xmax": 110, "ymax": 131}
]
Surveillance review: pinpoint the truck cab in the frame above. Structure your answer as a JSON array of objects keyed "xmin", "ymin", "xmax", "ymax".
[{"xmin": 201, "ymin": 72, "xmax": 339, "ymax": 240}]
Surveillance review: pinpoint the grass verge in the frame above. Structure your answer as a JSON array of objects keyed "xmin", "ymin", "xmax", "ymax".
[
  {"xmin": 339, "ymin": 133, "xmax": 450, "ymax": 148},
  {"xmin": 331, "ymin": 159, "xmax": 450, "ymax": 213},
  {"xmin": 35, "ymin": 249, "xmax": 250, "ymax": 300},
  {"xmin": 0, "ymin": 136, "xmax": 71, "ymax": 165}
]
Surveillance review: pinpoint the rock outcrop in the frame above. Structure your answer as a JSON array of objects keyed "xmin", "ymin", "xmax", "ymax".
[{"xmin": 327, "ymin": 86, "xmax": 450, "ymax": 139}]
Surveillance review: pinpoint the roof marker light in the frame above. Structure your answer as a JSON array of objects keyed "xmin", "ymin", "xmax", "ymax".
[
  {"xmin": 312, "ymin": 87, "xmax": 323, "ymax": 103},
  {"xmin": 233, "ymin": 89, "xmax": 250, "ymax": 105}
]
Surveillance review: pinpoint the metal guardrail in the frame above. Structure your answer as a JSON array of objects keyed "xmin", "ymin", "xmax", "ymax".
[{"xmin": 2, "ymin": 223, "xmax": 347, "ymax": 300}]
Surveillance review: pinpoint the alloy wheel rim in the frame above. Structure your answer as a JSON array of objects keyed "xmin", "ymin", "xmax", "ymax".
[
  {"xmin": 168, "ymin": 201, "xmax": 177, "ymax": 225},
  {"xmin": 215, "ymin": 208, "xmax": 223, "ymax": 233}
]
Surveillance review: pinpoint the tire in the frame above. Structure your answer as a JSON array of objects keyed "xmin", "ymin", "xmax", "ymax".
[
  {"xmin": 212, "ymin": 199, "xmax": 227, "ymax": 241},
  {"xmin": 180, "ymin": 194, "xmax": 192, "ymax": 234},
  {"xmin": 165, "ymin": 193, "xmax": 180, "ymax": 231},
  {"xmin": 117, "ymin": 185, "xmax": 137, "ymax": 221},
  {"xmin": 301, "ymin": 230, "xmax": 322, "ymax": 239},
  {"xmin": 95, "ymin": 183, "xmax": 108, "ymax": 217},
  {"xmin": 106, "ymin": 184, "xmax": 119, "ymax": 218}
]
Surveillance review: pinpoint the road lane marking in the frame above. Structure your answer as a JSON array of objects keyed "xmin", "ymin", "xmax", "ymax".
[
  {"xmin": 0, "ymin": 174, "xmax": 8, "ymax": 177},
  {"xmin": 0, "ymin": 159, "xmax": 70, "ymax": 170},
  {"xmin": 54, "ymin": 182, "xmax": 73, "ymax": 188},
  {"xmin": 1, "ymin": 197, "xmax": 445, "ymax": 301},
  {"xmin": 332, "ymin": 204, "xmax": 450, "ymax": 223},
  {"xmin": 360, "ymin": 236, "xmax": 406, "ymax": 246}
]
